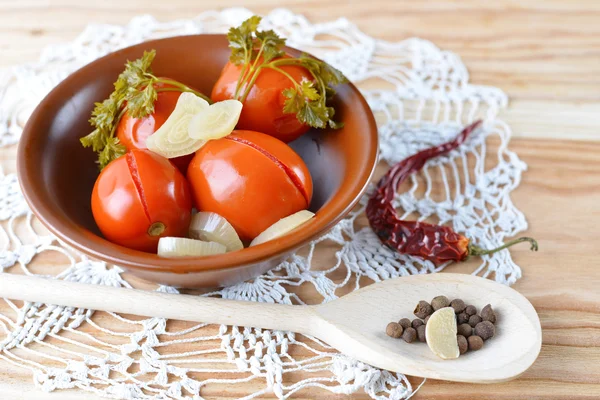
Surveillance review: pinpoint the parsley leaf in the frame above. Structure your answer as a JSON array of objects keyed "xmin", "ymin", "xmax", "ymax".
[
  {"xmin": 98, "ymin": 137, "xmax": 127, "ymax": 169},
  {"xmin": 227, "ymin": 15, "xmax": 261, "ymax": 65},
  {"xmin": 80, "ymin": 128, "xmax": 105, "ymax": 153},
  {"xmin": 228, "ymin": 16, "xmax": 348, "ymax": 131},
  {"xmin": 126, "ymin": 83, "xmax": 157, "ymax": 118},
  {"xmin": 80, "ymin": 49, "xmax": 209, "ymax": 169},
  {"xmin": 255, "ymin": 29, "xmax": 285, "ymax": 63}
]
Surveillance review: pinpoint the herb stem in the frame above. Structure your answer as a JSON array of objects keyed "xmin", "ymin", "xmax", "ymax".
[
  {"xmin": 155, "ymin": 87, "xmax": 212, "ymax": 103},
  {"xmin": 235, "ymin": 42, "xmax": 267, "ymax": 100},
  {"xmin": 234, "ymin": 47, "xmax": 252, "ymax": 98},
  {"xmin": 249, "ymin": 42, "xmax": 266, "ymax": 75},
  {"xmin": 110, "ymin": 108, "xmax": 127, "ymax": 138},
  {"xmin": 239, "ymin": 65, "xmax": 264, "ymax": 103},
  {"xmin": 265, "ymin": 65, "xmax": 299, "ymax": 87},
  {"xmin": 155, "ymin": 78, "xmax": 212, "ymax": 103},
  {"xmin": 269, "ymin": 58, "xmax": 305, "ymax": 68}
]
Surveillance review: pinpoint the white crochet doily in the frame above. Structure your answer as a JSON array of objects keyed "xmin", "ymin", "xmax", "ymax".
[{"xmin": 0, "ymin": 8, "xmax": 528, "ymax": 400}]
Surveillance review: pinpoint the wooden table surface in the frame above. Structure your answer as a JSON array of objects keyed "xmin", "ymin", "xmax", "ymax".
[{"xmin": 1, "ymin": 1, "xmax": 599, "ymax": 399}]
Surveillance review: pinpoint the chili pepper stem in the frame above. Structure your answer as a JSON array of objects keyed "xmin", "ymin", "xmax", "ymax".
[{"xmin": 468, "ymin": 237, "xmax": 538, "ymax": 257}]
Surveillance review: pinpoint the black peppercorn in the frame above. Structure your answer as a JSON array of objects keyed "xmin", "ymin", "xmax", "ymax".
[
  {"xmin": 457, "ymin": 335, "xmax": 468, "ymax": 354},
  {"xmin": 386, "ymin": 322, "xmax": 403, "ymax": 338},
  {"xmin": 481, "ymin": 304, "xmax": 497, "ymax": 324},
  {"xmin": 468, "ymin": 315, "xmax": 482, "ymax": 328},
  {"xmin": 414, "ymin": 301, "xmax": 434, "ymax": 319},
  {"xmin": 450, "ymin": 299, "xmax": 466, "ymax": 314},
  {"xmin": 457, "ymin": 323, "xmax": 473, "ymax": 337},
  {"xmin": 412, "ymin": 319, "xmax": 424, "ymax": 329},
  {"xmin": 468, "ymin": 335, "xmax": 484, "ymax": 351},
  {"xmin": 417, "ymin": 325, "xmax": 426, "ymax": 342},
  {"xmin": 465, "ymin": 305, "xmax": 477, "ymax": 316},
  {"xmin": 474, "ymin": 321, "xmax": 495, "ymax": 341},
  {"xmin": 431, "ymin": 295, "xmax": 450, "ymax": 311},
  {"xmin": 399, "ymin": 318, "xmax": 411, "ymax": 330},
  {"xmin": 402, "ymin": 327, "xmax": 417, "ymax": 343},
  {"xmin": 457, "ymin": 312, "xmax": 469, "ymax": 324}
]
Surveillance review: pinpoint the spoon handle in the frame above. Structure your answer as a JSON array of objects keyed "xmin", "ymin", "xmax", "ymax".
[{"xmin": 0, "ymin": 273, "xmax": 315, "ymax": 332}]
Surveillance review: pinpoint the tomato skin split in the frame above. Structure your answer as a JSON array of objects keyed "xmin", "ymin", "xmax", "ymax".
[
  {"xmin": 91, "ymin": 149, "xmax": 192, "ymax": 252},
  {"xmin": 187, "ymin": 130, "xmax": 313, "ymax": 242}
]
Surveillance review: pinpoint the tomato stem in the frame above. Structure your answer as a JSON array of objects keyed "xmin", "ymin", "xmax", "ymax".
[{"xmin": 147, "ymin": 222, "xmax": 166, "ymax": 237}]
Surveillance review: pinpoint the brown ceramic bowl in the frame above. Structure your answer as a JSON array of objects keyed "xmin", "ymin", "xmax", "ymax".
[{"xmin": 17, "ymin": 35, "xmax": 378, "ymax": 288}]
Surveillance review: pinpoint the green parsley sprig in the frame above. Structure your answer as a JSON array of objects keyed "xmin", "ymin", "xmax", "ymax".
[
  {"xmin": 80, "ymin": 50, "xmax": 211, "ymax": 169},
  {"xmin": 227, "ymin": 16, "xmax": 347, "ymax": 129}
]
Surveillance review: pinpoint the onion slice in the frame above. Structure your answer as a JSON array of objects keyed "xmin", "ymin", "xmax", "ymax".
[
  {"xmin": 188, "ymin": 100, "xmax": 243, "ymax": 140},
  {"xmin": 157, "ymin": 237, "xmax": 226, "ymax": 258},
  {"xmin": 250, "ymin": 210, "xmax": 315, "ymax": 247},
  {"xmin": 189, "ymin": 212, "xmax": 243, "ymax": 252},
  {"xmin": 146, "ymin": 92, "xmax": 209, "ymax": 158}
]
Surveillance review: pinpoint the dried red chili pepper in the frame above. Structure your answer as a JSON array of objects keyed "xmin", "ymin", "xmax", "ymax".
[{"xmin": 366, "ymin": 120, "xmax": 537, "ymax": 264}]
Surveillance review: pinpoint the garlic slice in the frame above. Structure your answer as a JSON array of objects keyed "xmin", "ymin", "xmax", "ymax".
[
  {"xmin": 157, "ymin": 237, "xmax": 226, "ymax": 258},
  {"xmin": 146, "ymin": 92, "xmax": 209, "ymax": 158},
  {"xmin": 189, "ymin": 212, "xmax": 243, "ymax": 252},
  {"xmin": 425, "ymin": 307, "xmax": 460, "ymax": 360},
  {"xmin": 188, "ymin": 100, "xmax": 243, "ymax": 140},
  {"xmin": 250, "ymin": 210, "xmax": 315, "ymax": 247}
]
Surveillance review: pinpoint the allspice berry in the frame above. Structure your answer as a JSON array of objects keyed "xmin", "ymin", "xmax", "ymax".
[
  {"xmin": 450, "ymin": 299, "xmax": 466, "ymax": 314},
  {"xmin": 386, "ymin": 322, "xmax": 404, "ymax": 338},
  {"xmin": 424, "ymin": 315, "xmax": 431, "ymax": 324},
  {"xmin": 417, "ymin": 325, "xmax": 426, "ymax": 342},
  {"xmin": 474, "ymin": 321, "xmax": 495, "ymax": 340},
  {"xmin": 468, "ymin": 315, "xmax": 482, "ymax": 328},
  {"xmin": 431, "ymin": 295, "xmax": 450, "ymax": 311},
  {"xmin": 457, "ymin": 312, "xmax": 469, "ymax": 324},
  {"xmin": 465, "ymin": 305, "xmax": 477, "ymax": 316},
  {"xmin": 468, "ymin": 335, "xmax": 484, "ymax": 351},
  {"xmin": 399, "ymin": 318, "xmax": 412, "ymax": 330},
  {"xmin": 457, "ymin": 323, "xmax": 473, "ymax": 337},
  {"xmin": 457, "ymin": 335, "xmax": 468, "ymax": 354},
  {"xmin": 481, "ymin": 304, "xmax": 497, "ymax": 323},
  {"xmin": 412, "ymin": 319, "xmax": 424, "ymax": 329},
  {"xmin": 403, "ymin": 327, "xmax": 417, "ymax": 343},
  {"xmin": 414, "ymin": 301, "xmax": 434, "ymax": 319}
]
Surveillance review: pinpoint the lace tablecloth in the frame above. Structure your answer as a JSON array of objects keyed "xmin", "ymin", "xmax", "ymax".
[{"xmin": 0, "ymin": 8, "xmax": 528, "ymax": 400}]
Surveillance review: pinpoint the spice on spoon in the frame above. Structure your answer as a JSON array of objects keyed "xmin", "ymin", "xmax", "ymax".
[
  {"xmin": 366, "ymin": 120, "xmax": 538, "ymax": 264},
  {"xmin": 385, "ymin": 295, "xmax": 500, "ymax": 359}
]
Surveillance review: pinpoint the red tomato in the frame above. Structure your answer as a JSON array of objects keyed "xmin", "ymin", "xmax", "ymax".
[
  {"xmin": 92, "ymin": 149, "xmax": 192, "ymax": 252},
  {"xmin": 211, "ymin": 58, "xmax": 312, "ymax": 143},
  {"xmin": 116, "ymin": 80, "xmax": 194, "ymax": 173},
  {"xmin": 187, "ymin": 130, "xmax": 313, "ymax": 242}
]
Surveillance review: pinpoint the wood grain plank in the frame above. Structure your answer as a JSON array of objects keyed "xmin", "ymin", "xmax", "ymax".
[{"xmin": 0, "ymin": 0, "xmax": 599, "ymax": 104}]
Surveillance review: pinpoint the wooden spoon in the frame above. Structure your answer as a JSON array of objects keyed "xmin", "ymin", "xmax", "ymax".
[{"xmin": 0, "ymin": 272, "xmax": 541, "ymax": 383}]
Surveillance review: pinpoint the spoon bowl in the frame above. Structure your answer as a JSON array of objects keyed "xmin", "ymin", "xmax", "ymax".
[
  {"xmin": 312, "ymin": 273, "xmax": 542, "ymax": 382},
  {"xmin": 0, "ymin": 272, "xmax": 541, "ymax": 382}
]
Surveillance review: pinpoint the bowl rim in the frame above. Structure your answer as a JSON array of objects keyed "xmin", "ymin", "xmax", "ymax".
[{"xmin": 17, "ymin": 34, "xmax": 379, "ymax": 274}]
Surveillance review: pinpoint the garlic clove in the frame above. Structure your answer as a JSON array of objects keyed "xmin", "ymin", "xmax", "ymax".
[
  {"xmin": 188, "ymin": 100, "xmax": 243, "ymax": 140},
  {"xmin": 157, "ymin": 237, "xmax": 226, "ymax": 258},
  {"xmin": 425, "ymin": 307, "xmax": 460, "ymax": 360},
  {"xmin": 250, "ymin": 210, "xmax": 315, "ymax": 247},
  {"xmin": 146, "ymin": 92, "xmax": 209, "ymax": 158},
  {"xmin": 189, "ymin": 212, "xmax": 243, "ymax": 252}
]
